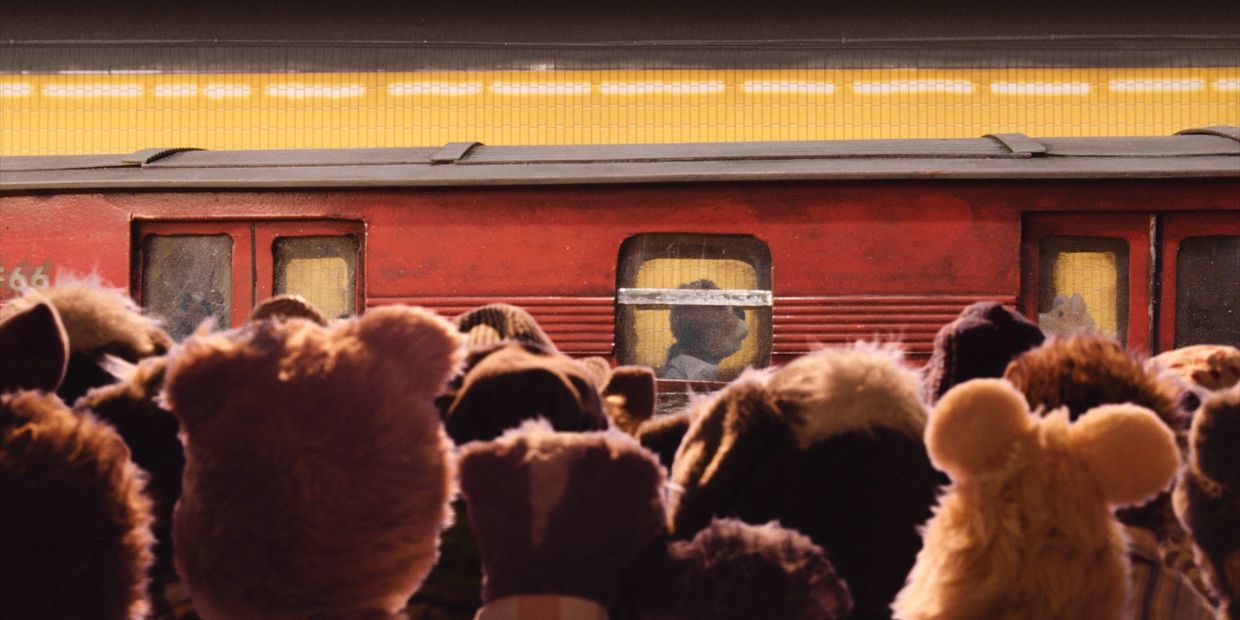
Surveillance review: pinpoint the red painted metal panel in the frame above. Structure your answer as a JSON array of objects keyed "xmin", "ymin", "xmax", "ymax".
[
  {"xmin": 1158, "ymin": 213, "xmax": 1240, "ymax": 353},
  {"xmin": 0, "ymin": 194, "xmax": 131, "ymax": 302}
]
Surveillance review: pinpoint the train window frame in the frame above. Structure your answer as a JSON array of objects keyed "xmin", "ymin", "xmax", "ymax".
[
  {"xmin": 615, "ymin": 233, "xmax": 773, "ymax": 382},
  {"xmin": 1159, "ymin": 213, "xmax": 1240, "ymax": 350},
  {"xmin": 134, "ymin": 220, "xmax": 364, "ymax": 333},
  {"xmin": 1021, "ymin": 213, "xmax": 1152, "ymax": 350}
]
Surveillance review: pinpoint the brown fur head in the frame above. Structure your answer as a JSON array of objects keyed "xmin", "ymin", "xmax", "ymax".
[
  {"xmin": 894, "ymin": 379, "xmax": 1178, "ymax": 620},
  {"xmin": 164, "ymin": 306, "xmax": 463, "ymax": 619},
  {"xmin": 665, "ymin": 280, "xmax": 750, "ymax": 369},
  {"xmin": 0, "ymin": 391, "xmax": 155, "ymax": 620},
  {"xmin": 1175, "ymin": 385, "xmax": 1240, "ymax": 616},
  {"xmin": 249, "ymin": 294, "xmax": 328, "ymax": 325},
  {"xmin": 457, "ymin": 420, "xmax": 667, "ymax": 605}
]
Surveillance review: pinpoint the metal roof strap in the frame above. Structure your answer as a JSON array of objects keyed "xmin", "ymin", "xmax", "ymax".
[
  {"xmin": 984, "ymin": 133, "xmax": 1047, "ymax": 157},
  {"xmin": 121, "ymin": 147, "xmax": 203, "ymax": 167},
  {"xmin": 430, "ymin": 141, "xmax": 482, "ymax": 164},
  {"xmin": 1176, "ymin": 126, "xmax": 1240, "ymax": 144}
]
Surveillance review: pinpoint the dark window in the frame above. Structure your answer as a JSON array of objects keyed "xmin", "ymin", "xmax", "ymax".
[
  {"xmin": 1038, "ymin": 236, "xmax": 1129, "ymax": 344},
  {"xmin": 273, "ymin": 236, "xmax": 359, "ymax": 320},
  {"xmin": 1176, "ymin": 236, "xmax": 1240, "ymax": 347},
  {"xmin": 617, "ymin": 234, "xmax": 772, "ymax": 382},
  {"xmin": 142, "ymin": 235, "xmax": 232, "ymax": 341}
]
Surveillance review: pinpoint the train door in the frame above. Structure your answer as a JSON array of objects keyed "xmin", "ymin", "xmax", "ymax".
[
  {"xmin": 134, "ymin": 220, "xmax": 363, "ymax": 341},
  {"xmin": 1022, "ymin": 213, "xmax": 1239, "ymax": 354}
]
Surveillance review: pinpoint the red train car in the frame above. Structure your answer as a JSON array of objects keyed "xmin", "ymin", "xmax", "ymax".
[{"xmin": 1, "ymin": 128, "xmax": 1238, "ymax": 384}]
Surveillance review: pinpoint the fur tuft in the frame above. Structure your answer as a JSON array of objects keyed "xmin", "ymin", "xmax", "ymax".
[
  {"xmin": 458, "ymin": 421, "xmax": 666, "ymax": 604},
  {"xmin": 634, "ymin": 519, "xmax": 853, "ymax": 620},
  {"xmin": 1, "ymin": 277, "xmax": 171, "ymax": 360},
  {"xmin": 768, "ymin": 341, "xmax": 928, "ymax": 448},
  {"xmin": 163, "ymin": 306, "xmax": 462, "ymax": 619},
  {"xmin": 0, "ymin": 391, "xmax": 155, "ymax": 620}
]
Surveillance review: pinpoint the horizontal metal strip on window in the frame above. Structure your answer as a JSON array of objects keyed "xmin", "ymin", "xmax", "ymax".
[{"xmin": 617, "ymin": 288, "xmax": 773, "ymax": 307}]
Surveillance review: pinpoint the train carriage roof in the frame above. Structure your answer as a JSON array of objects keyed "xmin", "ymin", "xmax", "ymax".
[{"xmin": 1, "ymin": 128, "xmax": 1238, "ymax": 192}]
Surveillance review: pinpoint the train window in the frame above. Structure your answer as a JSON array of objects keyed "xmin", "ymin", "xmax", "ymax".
[
  {"xmin": 1037, "ymin": 236, "xmax": 1130, "ymax": 344},
  {"xmin": 616, "ymin": 234, "xmax": 772, "ymax": 382},
  {"xmin": 273, "ymin": 236, "xmax": 359, "ymax": 320},
  {"xmin": 1176, "ymin": 236, "xmax": 1240, "ymax": 347},
  {"xmin": 142, "ymin": 235, "xmax": 232, "ymax": 341}
]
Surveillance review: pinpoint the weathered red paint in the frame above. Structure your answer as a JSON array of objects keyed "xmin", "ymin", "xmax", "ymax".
[{"xmin": 1, "ymin": 179, "xmax": 1237, "ymax": 360}]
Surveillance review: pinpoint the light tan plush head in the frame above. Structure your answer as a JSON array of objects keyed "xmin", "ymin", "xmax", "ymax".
[
  {"xmin": 164, "ymin": 305, "xmax": 464, "ymax": 620},
  {"xmin": 894, "ymin": 379, "xmax": 1178, "ymax": 620}
]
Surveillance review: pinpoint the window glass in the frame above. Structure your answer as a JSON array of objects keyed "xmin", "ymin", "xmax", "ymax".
[
  {"xmin": 142, "ymin": 235, "xmax": 232, "ymax": 341},
  {"xmin": 617, "ymin": 234, "xmax": 772, "ymax": 381},
  {"xmin": 1176, "ymin": 236, "xmax": 1240, "ymax": 347},
  {"xmin": 1038, "ymin": 236, "xmax": 1129, "ymax": 343},
  {"xmin": 273, "ymin": 236, "xmax": 358, "ymax": 319}
]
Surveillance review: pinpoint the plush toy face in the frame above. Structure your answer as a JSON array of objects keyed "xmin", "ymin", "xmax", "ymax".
[
  {"xmin": 1038, "ymin": 292, "xmax": 1096, "ymax": 337},
  {"xmin": 895, "ymin": 379, "xmax": 1179, "ymax": 620},
  {"xmin": 163, "ymin": 305, "xmax": 463, "ymax": 619},
  {"xmin": 668, "ymin": 304, "xmax": 749, "ymax": 367}
]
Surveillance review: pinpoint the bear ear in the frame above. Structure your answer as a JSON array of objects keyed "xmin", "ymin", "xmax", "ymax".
[
  {"xmin": 353, "ymin": 305, "xmax": 465, "ymax": 399},
  {"xmin": 1068, "ymin": 403, "xmax": 1178, "ymax": 508},
  {"xmin": 926, "ymin": 379, "xmax": 1033, "ymax": 480},
  {"xmin": 0, "ymin": 301, "xmax": 69, "ymax": 392}
]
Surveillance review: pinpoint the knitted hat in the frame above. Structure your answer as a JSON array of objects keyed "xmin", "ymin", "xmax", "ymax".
[
  {"xmin": 453, "ymin": 303, "xmax": 555, "ymax": 351},
  {"xmin": 249, "ymin": 294, "xmax": 328, "ymax": 325},
  {"xmin": 1175, "ymin": 385, "xmax": 1240, "ymax": 618},
  {"xmin": 0, "ymin": 391, "xmax": 155, "ymax": 620},
  {"xmin": 924, "ymin": 301, "xmax": 1045, "ymax": 402},
  {"xmin": 444, "ymin": 342, "xmax": 608, "ymax": 445},
  {"xmin": 0, "ymin": 300, "xmax": 68, "ymax": 393},
  {"xmin": 668, "ymin": 342, "xmax": 940, "ymax": 619},
  {"xmin": 163, "ymin": 305, "xmax": 463, "ymax": 619},
  {"xmin": 457, "ymin": 421, "xmax": 666, "ymax": 609},
  {"xmin": 633, "ymin": 519, "xmax": 853, "ymax": 620}
]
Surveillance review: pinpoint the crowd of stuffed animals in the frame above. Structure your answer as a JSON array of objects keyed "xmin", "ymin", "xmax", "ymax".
[{"xmin": 1, "ymin": 279, "xmax": 1237, "ymax": 620}]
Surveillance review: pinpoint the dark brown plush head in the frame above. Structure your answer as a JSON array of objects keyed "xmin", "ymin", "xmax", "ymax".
[
  {"xmin": 1005, "ymin": 335, "xmax": 1188, "ymax": 536},
  {"xmin": 636, "ymin": 409, "xmax": 693, "ymax": 471},
  {"xmin": 1176, "ymin": 385, "xmax": 1240, "ymax": 617},
  {"xmin": 457, "ymin": 421, "xmax": 667, "ymax": 605},
  {"xmin": 0, "ymin": 391, "xmax": 155, "ymax": 620},
  {"xmin": 0, "ymin": 300, "xmax": 68, "ymax": 393},
  {"xmin": 668, "ymin": 343, "xmax": 938, "ymax": 619},
  {"xmin": 248, "ymin": 294, "xmax": 328, "ymax": 325},
  {"xmin": 445, "ymin": 342, "xmax": 608, "ymax": 444},
  {"xmin": 924, "ymin": 301, "xmax": 1045, "ymax": 402},
  {"xmin": 452, "ymin": 303, "xmax": 556, "ymax": 351},
  {"xmin": 634, "ymin": 519, "xmax": 853, "ymax": 620},
  {"xmin": 74, "ymin": 356, "xmax": 183, "ymax": 590},
  {"xmin": 164, "ymin": 306, "xmax": 463, "ymax": 619},
  {"xmin": 1, "ymin": 280, "xmax": 173, "ymax": 404}
]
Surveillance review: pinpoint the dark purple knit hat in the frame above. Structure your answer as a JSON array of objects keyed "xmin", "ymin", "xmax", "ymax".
[{"xmin": 925, "ymin": 301, "xmax": 1045, "ymax": 402}]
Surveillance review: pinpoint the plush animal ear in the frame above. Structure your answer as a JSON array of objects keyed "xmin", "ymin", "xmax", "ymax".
[
  {"xmin": 353, "ymin": 305, "xmax": 465, "ymax": 400},
  {"xmin": 0, "ymin": 301, "xmax": 69, "ymax": 392},
  {"xmin": 1068, "ymin": 403, "xmax": 1178, "ymax": 508},
  {"xmin": 603, "ymin": 365, "xmax": 657, "ymax": 434},
  {"xmin": 926, "ymin": 379, "xmax": 1033, "ymax": 481}
]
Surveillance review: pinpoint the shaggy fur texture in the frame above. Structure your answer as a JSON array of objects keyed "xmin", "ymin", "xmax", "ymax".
[
  {"xmin": 1175, "ymin": 385, "xmax": 1240, "ymax": 619},
  {"xmin": 668, "ymin": 343, "xmax": 940, "ymax": 619},
  {"xmin": 633, "ymin": 519, "xmax": 853, "ymax": 620},
  {"xmin": 0, "ymin": 300, "xmax": 68, "ymax": 392},
  {"xmin": 457, "ymin": 420, "xmax": 666, "ymax": 605},
  {"xmin": 1004, "ymin": 335, "xmax": 1188, "ymax": 541},
  {"xmin": 444, "ymin": 342, "xmax": 607, "ymax": 445},
  {"xmin": 1, "ymin": 279, "xmax": 173, "ymax": 403},
  {"xmin": 75, "ymin": 356, "xmax": 184, "ymax": 596},
  {"xmin": 164, "ymin": 306, "xmax": 463, "ymax": 619},
  {"xmin": 0, "ymin": 390, "xmax": 155, "ymax": 620},
  {"xmin": 893, "ymin": 379, "xmax": 1179, "ymax": 620}
]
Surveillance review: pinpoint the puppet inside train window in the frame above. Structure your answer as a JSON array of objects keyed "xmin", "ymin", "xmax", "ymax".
[
  {"xmin": 1176, "ymin": 235, "xmax": 1240, "ymax": 347},
  {"xmin": 1038, "ymin": 236, "xmax": 1129, "ymax": 344},
  {"xmin": 616, "ymin": 234, "xmax": 772, "ymax": 382}
]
